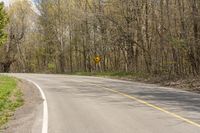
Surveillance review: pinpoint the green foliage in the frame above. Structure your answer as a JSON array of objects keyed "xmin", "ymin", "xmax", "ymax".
[
  {"xmin": 170, "ymin": 37, "xmax": 187, "ymax": 49},
  {"xmin": 0, "ymin": 76, "xmax": 23, "ymax": 127},
  {"xmin": 0, "ymin": 2, "xmax": 8, "ymax": 46},
  {"xmin": 71, "ymin": 71, "xmax": 148, "ymax": 79},
  {"xmin": 48, "ymin": 63, "xmax": 56, "ymax": 72}
]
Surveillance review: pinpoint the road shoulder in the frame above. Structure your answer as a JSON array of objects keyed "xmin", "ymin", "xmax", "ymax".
[
  {"xmin": 71, "ymin": 72, "xmax": 200, "ymax": 93},
  {"xmin": 2, "ymin": 80, "xmax": 43, "ymax": 133}
]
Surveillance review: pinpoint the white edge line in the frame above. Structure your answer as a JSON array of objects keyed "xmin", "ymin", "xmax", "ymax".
[{"xmin": 26, "ymin": 79, "xmax": 48, "ymax": 133}]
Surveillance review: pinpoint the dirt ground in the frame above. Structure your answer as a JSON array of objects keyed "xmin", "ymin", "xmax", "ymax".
[
  {"xmin": 118, "ymin": 76, "xmax": 200, "ymax": 93},
  {"xmin": 161, "ymin": 78, "xmax": 200, "ymax": 93},
  {"xmin": 1, "ymin": 80, "xmax": 43, "ymax": 133}
]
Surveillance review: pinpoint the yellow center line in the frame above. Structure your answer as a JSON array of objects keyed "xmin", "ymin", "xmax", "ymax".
[{"xmin": 91, "ymin": 83, "xmax": 200, "ymax": 128}]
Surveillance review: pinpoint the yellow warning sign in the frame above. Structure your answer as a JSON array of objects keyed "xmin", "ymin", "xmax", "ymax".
[{"xmin": 94, "ymin": 56, "xmax": 101, "ymax": 64}]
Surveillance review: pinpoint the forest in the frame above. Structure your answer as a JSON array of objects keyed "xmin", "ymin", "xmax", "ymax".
[{"xmin": 0, "ymin": 0, "xmax": 199, "ymax": 79}]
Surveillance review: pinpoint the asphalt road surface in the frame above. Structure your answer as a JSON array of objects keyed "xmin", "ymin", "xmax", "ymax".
[{"xmin": 9, "ymin": 74, "xmax": 200, "ymax": 133}]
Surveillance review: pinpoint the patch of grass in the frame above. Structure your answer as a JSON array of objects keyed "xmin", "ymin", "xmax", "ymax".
[
  {"xmin": 0, "ymin": 76, "xmax": 23, "ymax": 127},
  {"xmin": 71, "ymin": 71, "xmax": 149, "ymax": 79}
]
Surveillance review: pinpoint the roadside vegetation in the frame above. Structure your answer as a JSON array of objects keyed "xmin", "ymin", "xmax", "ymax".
[
  {"xmin": 72, "ymin": 71, "xmax": 149, "ymax": 79},
  {"xmin": 0, "ymin": 76, "xmax": 23, "ymax": 128}
]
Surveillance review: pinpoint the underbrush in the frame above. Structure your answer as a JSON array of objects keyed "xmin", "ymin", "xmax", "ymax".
[{"xmin": 0, "ymin": 76, "xmax": 23, "ymax": 127}]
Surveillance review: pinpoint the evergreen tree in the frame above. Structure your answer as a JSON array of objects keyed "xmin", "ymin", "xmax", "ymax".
[{"xmin": 0, "ymin": 2, "xmax": 8, "ymax": 46}]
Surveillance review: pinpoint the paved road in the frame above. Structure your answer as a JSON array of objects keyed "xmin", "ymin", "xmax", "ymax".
[{"xmin": 10, "ymin": 74, "xmax": 200, "ymax": 133}]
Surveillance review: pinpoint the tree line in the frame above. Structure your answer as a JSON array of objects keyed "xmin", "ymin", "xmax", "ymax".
[{"xmin": 0, "ymin": 0, "xmax": 200, "ymax": 78}]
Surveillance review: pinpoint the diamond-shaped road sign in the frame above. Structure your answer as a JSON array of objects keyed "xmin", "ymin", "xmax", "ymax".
[{"xmin": 94, "ymin": 56, "xmax": 101, "ymax": 64}]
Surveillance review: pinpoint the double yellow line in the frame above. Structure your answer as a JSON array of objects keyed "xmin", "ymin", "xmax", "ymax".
[{"xmin": 91, "ymin": 83, "xmax": 200, "ymax": 128}]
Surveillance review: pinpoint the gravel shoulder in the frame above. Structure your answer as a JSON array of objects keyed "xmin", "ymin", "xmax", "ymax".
[
  {"xmin": 71, "ymin": 72, "xmax": 200, "ymax": 93},
  {"xmin": 2, "ymin": 80, "xmax": 43, "ymax": 133}
]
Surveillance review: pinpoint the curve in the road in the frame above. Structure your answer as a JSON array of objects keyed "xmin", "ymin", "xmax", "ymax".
[{"xmin": 88, "ymin": 82, "xmax": 200, "ymax": 128}]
